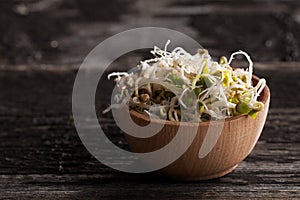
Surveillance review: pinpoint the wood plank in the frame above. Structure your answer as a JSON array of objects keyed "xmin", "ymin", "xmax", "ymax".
[
  {"xmin": 0, "ymin": 65, "xmax": 299, "ymax": 199},
  {"xmin": 0, "ymin": 169, "xmax": 299, "ymax": 199}
]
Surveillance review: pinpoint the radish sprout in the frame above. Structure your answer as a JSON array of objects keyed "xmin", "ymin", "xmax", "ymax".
[{"xmin": 105, "ymin": 42, "xmax": 266, "ymax": 121}]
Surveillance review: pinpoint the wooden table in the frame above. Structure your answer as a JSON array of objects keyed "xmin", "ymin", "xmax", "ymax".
[{"xmin": 0, "ymin": 62, "xmax": 299, "ymax": 199}]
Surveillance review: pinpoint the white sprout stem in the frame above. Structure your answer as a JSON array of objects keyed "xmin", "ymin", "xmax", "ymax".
[
  {"xmin": 164, "ymin": 40, "xmax": 171, "ymax": 55},
  {"xmin": 134, "ymin": 77, "xmax": 143, "ymax": 97},
  {"xmin": 182, "ymin": 64, "xmax": 191, "ymax": 74},
  {"xmin": 201, "ymin": 101, "xmax": 209, "ymax": 110},
  {"xmin": 144, "ymin": 110, "xmax": 161, "ymax": 119},
  {"xmin": 142, "ymin": 57, "xmax": 160, "ymax": 64},
  {"xmin": 257, "ymin": 78, "xmax": 266, "ymax": 95},
  {"xmin": 218, "ymin": 83, "xmax": 229, "ymax": 106},
  {"xmin": 197, "ymin": 87, "xmax": 208, "ymax": 99},
  {"xmin": 102, "ymin": 103, "xmax": 125, "ymax": 114},
  {"xmin": 102, "ymin": 106, "xmax": 111, "ymax": 114},
  {"xmin": 178, "ymin": 87, "xmax": 190, "ymax": 109},
  {"xmin": 107, "ymin": 72, "xmax": 129, "ymax": 80},
  {"xmin": 228, "ymin": 50, "xmax": 253, "ymax": 85},
  {"xmin": 254, "ymin": 78, "xmax": 266, "ymax": 100},
  {"xmin": 105, "ymin": 40, "xmax": 265, "ymax": 121},
  {"xmin": 174, "ymin": 110, "xmax": 179, "ymax": 121},
  {"xmin": 168, "ymin": 109, "xmax": 176, "ymax": 121},
  {"xmin": 180, "ymin": 67, "xmax": 191, "ymax": 85},
  {"xmin": 198, "ymin": 60, "xmax": 206, "ymax": 74},
  {"xmin": 228, "ymin": 84, "xmax": 247, "ymax": 91},
  {"xmin": 199, "ymin": 88, "xmax": 211, "ymax": 102}
]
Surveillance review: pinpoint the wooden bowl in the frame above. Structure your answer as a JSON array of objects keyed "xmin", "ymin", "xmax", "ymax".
[{"xmin": 121, "ymin": 76, "xmax": 270, "ymax": 180}]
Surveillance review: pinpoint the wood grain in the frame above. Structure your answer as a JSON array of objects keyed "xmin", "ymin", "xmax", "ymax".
[{"xmin": 0, "ymin": 64, "xmax": 299, "ymax": 199}]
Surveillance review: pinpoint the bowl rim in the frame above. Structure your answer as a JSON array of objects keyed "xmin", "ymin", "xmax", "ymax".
[{"xmin": 126, "ymin": 75, "xmax": 270, "ymax": 127}]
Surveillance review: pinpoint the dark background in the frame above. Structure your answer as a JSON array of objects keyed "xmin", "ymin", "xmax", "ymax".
[
  {"xmin": 0, "ymin": 0, "xmax": 300, "ymax": 67},
  {"xmin": 0, "ymin": 0, "xmax": 299, "ymax": 199}
]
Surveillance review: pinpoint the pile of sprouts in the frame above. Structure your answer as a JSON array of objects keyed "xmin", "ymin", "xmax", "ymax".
[{"xmin": 104, "ymin": 41, "xmax": 266, "ymax": 122}]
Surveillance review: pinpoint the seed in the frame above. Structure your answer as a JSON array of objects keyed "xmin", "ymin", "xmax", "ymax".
[
  {"xmin": 138, "ymin": 85, "xmax": 151, "ymax": 96},
  {"xmin": 160, "ymin": 107, "xmax": 167, "ymax": 116},
  {"xmin": 140, "ymin": 93, "xmax": 150, "ymax": 103},
  {"xmin": 253, "ymin": 102, "xmax": 264, "ymax": 111},
  {"xmin": 236, "ymin": 101, "xmax": 251, "ymax": 114},
  {"xmin": 248, "ymin": 110, "xmax": 258, "ymax": 119},
  {"xmin": 219, "ymin": 56, "xmax": 228, "ymax": 64},
  {"xmin": 241, "ymin": 75, "xmax": 247, "ymax": 83},
  {"xmin": 132, "ymin": 96, "xmax": 140, "ymax": 104}
]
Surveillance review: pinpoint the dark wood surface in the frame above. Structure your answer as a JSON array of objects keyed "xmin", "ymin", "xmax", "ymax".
[
  {"xmin": 1, "ymin": 0, "xmax": 300, "ymax": 199},
  {"xmin": 0, "ymin": 62, "xmax": 299, "ymax": 199}
]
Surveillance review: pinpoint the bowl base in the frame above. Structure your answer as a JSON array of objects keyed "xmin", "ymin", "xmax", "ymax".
[{"xmin": 169, "ymin": 164, "xmax": 238, "ymax": 181}]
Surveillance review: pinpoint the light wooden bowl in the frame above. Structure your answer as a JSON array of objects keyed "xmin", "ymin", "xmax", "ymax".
[{"xmin": 122, "ymin": 76, "xmax": 270, "ymax": 180}]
